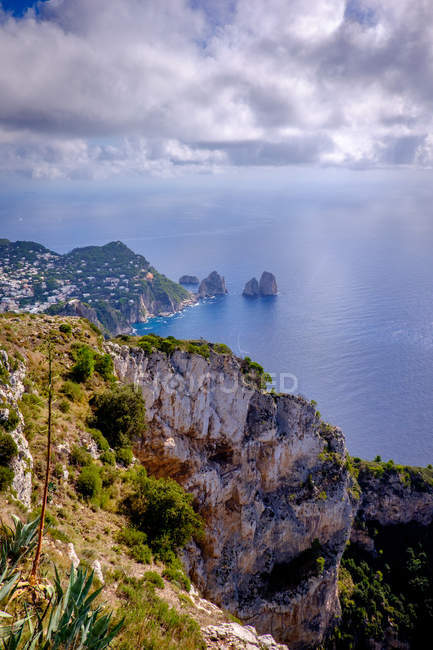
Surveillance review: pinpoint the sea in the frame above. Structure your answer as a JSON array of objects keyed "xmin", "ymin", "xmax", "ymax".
[{"xmin": 3, "ymin": 169, "xmax": 433, "ymax": 465}]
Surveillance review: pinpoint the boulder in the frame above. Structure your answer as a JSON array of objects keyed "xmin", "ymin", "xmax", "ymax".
[
  {"xmin": 179, "ymin": 275, "xmax": 200, "ymax": 285},
  {"xmin": 198, "ymin": 271, "xmax": 228, "ymax": 298},
  {"xmin": 259, "ymin": 272, "xmax": 277, "ymax": 295},
  {"xmin": 242, "ymin": 278, "xmax": 259, "ymax": 297}
]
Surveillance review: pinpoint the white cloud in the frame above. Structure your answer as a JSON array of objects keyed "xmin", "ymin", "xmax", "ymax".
[{"xmin": 0, "ymin": 0, "xmax": 432, "ymax": 178}]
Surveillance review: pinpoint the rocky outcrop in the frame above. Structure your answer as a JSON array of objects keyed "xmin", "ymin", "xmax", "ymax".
[
  {"xmin": 0, "ymin": 350, "xmax": 33, "ymax": 508},
  {"xmin": 259, "ymin": 272, "xmax": 278, "ymax": 296},
  {"xmin": 180, "ymin": 275, "xmax": 200, "ymax": 285},
  {"xmin": 56, "ymin": 299, "xmax": 131, "ymax": 337},
  {"xmin": 242, "ymin": 278, "xmax": 260, "ymax": 297},
  {"xmin": 203, "ymin": 622, "xmax": 288, "ymax": 649},
  {"xmin": 198, "ymin": 272, "xmax": 228, "ymax": 298},
  {"xmin": 107, "ymin": 342, "xmax": 357, "ymax": 648}
]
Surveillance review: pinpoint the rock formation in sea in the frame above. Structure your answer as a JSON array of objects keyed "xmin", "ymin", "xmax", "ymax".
[
  {"xmin": 259, "ymin": 271, "xmax": 278, "ymax": 295},
  {"xmin": 179, "ymin": 275, "xmax": 200, "ymax": 285},
  {"xmin": 198, "ymin": 271, "xmax": 228, "ymax": 298},
  {"xmin": 108, "ymin": 341, "xmax": 357, "ymax": 648},
  {"xmin": 242, "ymin": 277, "xmax": 260, "ymax": 297}
]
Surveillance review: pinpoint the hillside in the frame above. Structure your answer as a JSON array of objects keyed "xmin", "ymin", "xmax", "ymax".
[
  {"xmin": 0, "ymin": 313, "xmax": 432, "ymax": 649},
  {"xmin": 0, "ymin": 239, "xmax": 193, "ymax": 336}
]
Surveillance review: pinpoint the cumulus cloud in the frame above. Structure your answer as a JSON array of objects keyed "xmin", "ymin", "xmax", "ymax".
[{"xmin": 0, "ymin": 0, "xmax": 432, "ymax": 178}]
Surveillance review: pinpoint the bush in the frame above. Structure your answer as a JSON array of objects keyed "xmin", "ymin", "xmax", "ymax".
[
  {"xmin": 0, "ymin": 432, "xmax": 18, "ymax": 465},
  {"xmin": 143, "ymin": 571, "xmax": 164, "ymax": 589},
  {"xmin": 162, "ymin": 567, "xmax": 191, "ymax": 592},
  {"xmin": 0, "ymin": 466, "xmax": 14, "ymax": 492},
  {"xmin": 94, "ymin": 353, "xmax": 114, "ymax": 380},
  {"xmin": 100, "ymin": 450, "xmax": 116, "ymax": 466},
  {"xmin": 214, "ymin": 343, "xmax": 231, "ymax": 354},
  {"xmin": 76, "ymin": 465, "xmax": 101, "ymax": 500},
  {"xmin": 59, "ymin": 323, "xmax": 72, "ymax": 335},
  {"xmin": 90, "ymin": 428, "xmax": 109, "ymax": 452},
  {"xmin": 125, "ymin": 468, "xmax": 203, "ymax": 556},
  {"xmin": 71, "ymin": 345, "xmax": 95, "ymax": 382},
  {"xmin": 116, "ymin": 446, "xmax": 133, "ymax": 467},
  {"xmin": 90, "ymin": 385, "xmax": 146, "ymax": 449},
  {"xmin": 117, "ymin": 527, "xmax": 152, "ymax": 565},
  {"xmin": 2, "ymin": 408, "xmax": 19, "ymax": 432},
  {"xmin": 58, "ymin": 398, "xmax": 70, "ymax": 413},
  {"xmin": 70, "ymin": 445, "xmax": 92, "ymax": 467},
  {"xmin": 61, "ymin": 380, "xmax": 84, "ymax": 402}
]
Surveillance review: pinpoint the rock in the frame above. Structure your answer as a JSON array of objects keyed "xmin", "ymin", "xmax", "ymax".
[
  {"xmin": 179, "ymin": 275, "xmax": 200, "ymax": 285},
  {"xmin": 242, "ymin": 278, "xmax": 259, "ymax": 297},
  {"xmin": 107, "ymin": 342, "xmax": 356, "ymax": 648},
  {"xmin": 67, "ymin": 543, "xmax": 80, "ymax": 569},
  {"xmin": 92, "ymin": 559, "xmax": 104, "ymax": 584},
  {"xmin": 202, "ymin": 623, "xmax": 288, "ymax": 649},
  {"xmin": 0, "ymin": 352, "xmax": 33, "ymax": 508},
  {"xmin": 259, "ymin": 272, "xmax": 277, "ymax": 296},
  {"xmin": 198, "ymin": 272, "xmax": 228, "ymax": 298}
]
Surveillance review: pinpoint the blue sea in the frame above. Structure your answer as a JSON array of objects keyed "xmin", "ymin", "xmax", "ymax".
[{"xmin": 2, "ymin": 169, "xmax": 433, "ymax": 465}]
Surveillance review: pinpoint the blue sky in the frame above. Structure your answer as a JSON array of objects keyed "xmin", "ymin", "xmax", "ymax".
[{"xmin": 0, "ymin": 0, "xmax": 432, "ymax": 182}]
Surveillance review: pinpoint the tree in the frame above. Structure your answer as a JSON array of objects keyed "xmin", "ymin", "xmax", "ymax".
[{"xmin": 90, "ymin": 384, "xmax": 146, "ymax": 448}]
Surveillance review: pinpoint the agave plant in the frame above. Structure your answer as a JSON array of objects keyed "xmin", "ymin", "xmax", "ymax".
[{"xmin": 0, "ymin": 518, "xmax": 122, "ymax": 649}]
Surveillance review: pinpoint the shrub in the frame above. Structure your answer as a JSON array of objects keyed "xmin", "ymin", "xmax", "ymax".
[
  {"xmin": 101, "ymin": 465, "xmax": 117, "ymax": 487},
  {"xmin": 58, "ymin": 398, "xmax": 70, "ymax": 413},
  {"xmin": 61, "ymin": 380, "xmax": 84, "ymax": 402},
  {"xmin": 100, "ymin": 450, "xmax": 116, "ymax": 466},
  {"xmin": 71, "ymin": 345, "xmax": 95, "ymax": 382},
  {"xmin": 59, "ymin": 323, "xmax": 72, "ymax": 335},
  {"xmin": 90, "ymin": 385, "xmax": 146, "ymax": 448},
  {"xmin": 70, "ymin": 445, "xmax": 92, "ymax": 467},
  {"xmin": 162, "ymin": 567, "xmax": 191, "ymax": 592},
  {"xmin": 0, "ymin": 360, "xmax": 10, "ymax": 384},
  {"xmin": 116, "ymin": 446, "xmax": 133, "ymax": 467},
  {"xmin": 125, "ymin": 468, "xmax": 203, "ymax": 556},
  {"xmin": 214, "ymin": 343, "xmax": 231, "ymax": 354},
  {"xmin": 116, "ymin": 527, "xmax": 152, "ymax": 564},
  {"xmin": 76, "ymin": 465, "xmax": 101, "ymax": 500},
  {"xmin": 90, "ymin": 428, "xmax": 109, "ymax": 452},
  {"xmin": 186, "ymin": 343, "xmax": 210, "ymax": 359},
  {"xmin": 2, "ymin": 408, "xmax": 19, "ymax": 432},
  {"xmin": 316, "ymin": 556, "xmax": 325, "ymax": 574},
  {"xmin": 143, "ymin": 571, "xmax": 164, "ymax": 589},
  {"xmin": 0, "ymin": 432, "xmax": 18, "ymax": 465},
  {"xmin": 0, "ymin": 466, "xmax": 14, "ymax": 492},
  {"xmin": 94, "ymin": 353, "xmax": 114, "ymax": 380}
]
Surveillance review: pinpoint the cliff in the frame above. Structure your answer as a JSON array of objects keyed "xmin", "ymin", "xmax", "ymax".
[
  {"xmin": 107, "ymin": 340, "xmax": 357, "ymax": 648},
  {"xmin": 259, "ymin": 272, "xmax": 278, "ymax": 296},
  {"xmin": 198, "ymin": 272, "xmax": 228, "ymax": 298},
  {"xmin": 243, "ymin": 278, "xmax": 260, "ymax": 297}
]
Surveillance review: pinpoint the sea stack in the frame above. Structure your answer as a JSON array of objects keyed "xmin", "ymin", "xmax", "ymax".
[
  {"xmin": 179, "ymin": 275, "xmax": 199, "ymax": 285},
  {"xmin": 259, "ymin": 271, "xmax": 278, "ymax": 295},
  {"xmin": 242, "ymin": 277, "xmax": 260, "ymax": 297},
  {"xmin": 198, "ymin": 271, "xmax": 228, "ymax": 298}
]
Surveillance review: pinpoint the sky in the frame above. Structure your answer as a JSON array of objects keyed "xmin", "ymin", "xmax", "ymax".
[{"xmin": 0, "ymin": 0, "xmax": 433, "ymax": 182}]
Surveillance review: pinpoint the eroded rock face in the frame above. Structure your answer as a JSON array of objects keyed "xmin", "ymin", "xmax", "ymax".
[
  {"xmin": 180, "ymin": 275, "xmax": 200, "ymax": 285},
  {"xmin": 198, "ymin": 272, "xmax": 228, "ymax": 298},
  {"xmin": 259, "ymin": 272, "xmax": 278, "ymax": 296},
  {"xmin": 108, "ymin": 342, "xmax": 356, "ymax": 648},
  {"xmin": 243, "ymin": 278, "xmax": 260, "ymax": 297},
  {"xmin": 0, "ymin": 350, "xmax": 33, "ymax": 508}
]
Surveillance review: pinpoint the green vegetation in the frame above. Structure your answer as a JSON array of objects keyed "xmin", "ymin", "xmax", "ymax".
[
  {"xmin": 0, "ymin": 358, "xmax": 10, "ymax": 384},
  {"xmin": 71, "ymin": 344, "xmax": 95, "ymax": 382},
  {"xmin": 114, "ymin": 575, "xmax": 205, "ymax": 650},
  {"xmin": 70, "ymin": 444, "xmax": 92, "ymax": 467},
  {"xmin": 115, "ymin": 446, "xmax": 133, "ymax": 467},
  {"xmin": 116, "ymin": 527, "xmax": 152, "ymax": 564},
  {"xmin": 61, "ymin": 379, "xmax": 84, "ymax": 402},
  {"xmin": 125, "ymin": 468, "xmax": 203, "ymax": 561},
  {"xmin": 0, "ymin": 432, "xmax": 18, "ymax": 465},
  {"xmin": 59, "ymin": 322, "xmax": 72, "ymax": 335},
  {"xmin": 162, "ymin": 567, "xmax": 191, "ymax": 592},
  {"xmin": 90, "ymin": 384, "xmax": 146, "ymax": 449},
  {"xmin": 0, "ymin": 466, "xmax": 14, "ymax": 492},
  {"xmin": 1, "ymin": 406, "xmax": 19, "ymax": 432},
  {"xmin": 241, "ymin": 356, "xmax": 272, "ymax": 389},
  {"xmin": 143, "ymin": 571, "xmax": 165, "ymax": 589},
  {"xmin": 76, "ymin": 464, "xmax": 102, "ymax": 500},
  {"xmin": 329, "ymin": 523, "xmax": 433, "ymax": 649}
]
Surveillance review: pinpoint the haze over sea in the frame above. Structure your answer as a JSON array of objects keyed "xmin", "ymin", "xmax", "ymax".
[{"xmin": 2, "ymin": 169, "xmax": 433, "ymax": 466}]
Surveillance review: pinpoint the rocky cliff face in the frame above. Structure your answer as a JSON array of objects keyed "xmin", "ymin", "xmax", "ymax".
[
  {"xmin": 259, "ymin": 272, "xmax": 278, "ymax": 296},
  {"xmin": 0, "ymin": 350, "xmax": 33, "ymax": 507},
  {"xmin": 198, "ymin": 272, "xmax": 228, "ymax": 298},
  {"xmin": 243, "ymin": 278, "xmax": 260, "ymax": 297},
  {"xmin": 108, "ymin": 342, "xmax": 357, "ymax": 648},
  {"xmin": 180, "ymin": 275, "xmax": 200, "ymax": 285}
]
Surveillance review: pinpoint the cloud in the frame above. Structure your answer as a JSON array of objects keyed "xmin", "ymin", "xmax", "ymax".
[{"xmin": 0, "ymin": 0, "xmax": 432, "ymax": 178}]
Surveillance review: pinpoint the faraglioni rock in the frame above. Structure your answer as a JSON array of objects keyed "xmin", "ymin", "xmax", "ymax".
[
  {"xmin": 179, "ymin": 275, "xmax": 200, "ymax": 285},
  {"xmin": 107, "ymin": 341, "xmax": 357, "ymax": 649},
  {"xmin": 242, "ymin": 277, "xmax": 260, "ymax": 297},
  {"xmin": 259, "ymin": 271, "xmax": 278, "ymax": 295},
  {"xmin": 198, "ymin": 271, "xmax": 228, "ymax": 298}
]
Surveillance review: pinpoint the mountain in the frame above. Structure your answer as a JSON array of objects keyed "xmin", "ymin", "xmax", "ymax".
[
  {"xmin": 0, "ymin": 239, "xmax": 193, "ymax": 336},
  {"xmin": 1, "ymin": 313, "xmax": 432, "ymax": 649}
]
